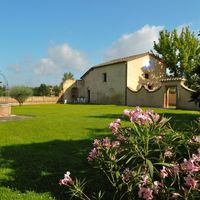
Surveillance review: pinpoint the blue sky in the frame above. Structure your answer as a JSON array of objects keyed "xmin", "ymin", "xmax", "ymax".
[{"xmin": 0, "ymin": 0, "xmax": 200, "ymax": 86}]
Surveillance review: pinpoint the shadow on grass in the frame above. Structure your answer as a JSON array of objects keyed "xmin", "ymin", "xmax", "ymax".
[
  {"xmin": 88, "ymin": 112, "xmax": 200, "ymax": 132},
  {"xmin": 0, "ymin": 140, "xmax": 111, "ymax": 200},
  {"xmin": 88, "ymin": 114, "xmax": 124, "ymax": 120},
  {"xmin": 162, "ymin": 113, "xmax": 200, "ymax": 131}
]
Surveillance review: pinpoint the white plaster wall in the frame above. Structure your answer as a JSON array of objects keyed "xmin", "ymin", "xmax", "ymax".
[
  {"xmin": 127, "ymin": 55, "xmax": 166, "ymax": 91},
  {"xmin": 82, "ymin": 63, "xmax": 126, "ymax": 104}
]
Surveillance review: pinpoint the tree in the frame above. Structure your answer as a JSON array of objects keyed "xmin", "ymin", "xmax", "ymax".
[
  {"xmin": 52, "ymin": 85, "xmax": 61, "ymax": 96},
  {"xmin": 9, "ymin": 86, "xmax": 33, "ymax": 106},
  {"xmin": 35, "ymin": 84, "xmax": 51, "ymax": 96},
  {"xmin": 190, "ymin": 65, "xmax": 200, "ymax": 107},
  {"xmin": 190, "ymin": 34, "xmax": 200, "ymax": 107},
  {"xmin": 62, "ymin": 72, "xmax": 74, "ymax": 82},
  {"xmin": 0, "ymin": 85, "xmax": 6, "ymax": 96},
  {"xmin": 60, "ymin": 72, "xmax": 74, "ymax": 88},
  {"xmin": 153, "ymin": 27, "xmax": 200, "ymax": 88}
]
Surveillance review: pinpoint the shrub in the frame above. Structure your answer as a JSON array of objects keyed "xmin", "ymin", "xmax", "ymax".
[
  {"xmin": 9, "ymin": 86, "xmax": 33, "ymax": 105},
  {"xmin": 59, "ymin": 107, "xmax": 200, "ymax": 200}
]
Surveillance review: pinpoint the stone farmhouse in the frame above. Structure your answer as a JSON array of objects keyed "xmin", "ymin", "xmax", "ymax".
[{"xmin": 63, "ymin": 52, "xmax": 199, "ymax": 110}]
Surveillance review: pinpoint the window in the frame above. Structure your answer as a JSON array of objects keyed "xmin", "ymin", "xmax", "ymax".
[
  {"xmin": 144, "ymin": 73, "xmax": 149, "ymax": 79},
  {"xmin": 103, "ymin": 73, "xmax": 107, "ymax": 82},
  {"xmin": 147, "ymin": 84, "xmax": 153, "ymax": 90}
]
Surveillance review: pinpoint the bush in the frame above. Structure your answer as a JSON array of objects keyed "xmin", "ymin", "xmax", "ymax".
[
  {"xmin": 9, "ymin": 86, "xmax": 33, "ymax": 105},
  {"xmin": 59, "ymin": 107, "xmax": 200, "ymax": 200}
]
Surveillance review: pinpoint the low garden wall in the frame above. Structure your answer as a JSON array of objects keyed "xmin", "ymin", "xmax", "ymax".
[
  {"xmin": 127, "ymin": 79, "xmax": 200, "ymax": 111},
  {"xmin": 0, "ymin": 96, "xmax": 59, "ymax": 105},
  {"xmin": 127, "ymin": 86, "xmax": 165, "ymax": 108}
]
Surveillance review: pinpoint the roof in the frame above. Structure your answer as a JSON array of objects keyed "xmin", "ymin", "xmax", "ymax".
[
  {"xmin": 81, "ymin": 52, "xmax": 160, "ymax": 79},
  {"xmin": 161, "ymin": 77, "xmax": 186, "ymax": 82}
]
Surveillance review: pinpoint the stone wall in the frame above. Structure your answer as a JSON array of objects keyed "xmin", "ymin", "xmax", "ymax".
[
  {"xmin": 0, "ymin": 96, "xmax": 59, "ymax": 105},
  {"xmin": 127, "ymin": 86, "xmax": 165, "ymax": 108},
  {"xmin": 127, "ymin": 79, "xmax": 199, "ymax": 111}
]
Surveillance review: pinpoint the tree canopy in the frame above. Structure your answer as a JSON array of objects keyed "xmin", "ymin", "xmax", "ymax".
[
  {"xmin": 0, "ymin": 85, "xmax": 6, "ymax": 96},
  {"xmin": 62, "ymin": 72, "xmax": 74, "ymax": 82},
  {"xmin": 9, "ymin": 86, "xmax": 33, "ymax": 105},
  {"xmin": 153, "ymin": 27, "xmax": 200, "ymax": 88},
  {"xmin": 33, "ymin": 84, "xmax": 51, "ymax": 96},
  {"xmin": 60, "ymin": 72, "xmax": 74, "ymax": 89}
]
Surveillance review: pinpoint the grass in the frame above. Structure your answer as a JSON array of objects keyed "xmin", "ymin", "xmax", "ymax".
[{"xmin": 0, "ymin": 104, "xmax": 199, "ymax": 200}]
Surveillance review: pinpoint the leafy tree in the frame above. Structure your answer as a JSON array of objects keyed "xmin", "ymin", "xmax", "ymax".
[
  {"xmin": 154, "ymin": 29, "xmax": 179, "ymax": 76},
  {"xmin": 0, "ymin": 85, "xmax": 6, "ymax": 96},
  {"xmin": 60, "ymin": 72, "xmax": 74, "ymax": 88},
  {"xmin": 190, "ymin": 42, "xmax": 200, "ymax": 107},
  {"xmin": 9, "ymin": 86, "xmax": 33, "ymax": 106},
  {"xmin": 190, "ymin": 87, "xmax": 200, "ymax": 108},
  {"xmin": 52, "ymin": 85, "xmax": 61, "ymax": 96},
  {"xmin": 34, "ymin": 84, "xmax": 51, "ymax": 96},
  {"xmin": 32, "ymin": 84, "xmax": 61, "ymax": 96},
  {"xmin": 32, "ymin": 87, "xmax": 39, "ymax": 96},
  {"xmin": 38, "ymin": 84, "xmax": 50, "ymax": 96},
  {"xmin": 153, "ymin": 27, "xmax": 200, "ymax": 88},
  {"xmin": 62, "ymin": 72, "xmax": 74, "ymax": 82}
]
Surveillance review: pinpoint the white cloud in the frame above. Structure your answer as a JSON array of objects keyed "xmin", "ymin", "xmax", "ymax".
[
  {"xmin": 8, "ymin": 64, "xmax": 21, "ymax": 72},
  {"xmin": 176, "ymin": 23, "xmax": 191, "ymax": 35},
  {"xmin": 34, "ymin": 43, "xmax": 90, "ymax": 75},
  {"xmin": 34, "ymin": 58, "xmax": 57, "ymax": 75},
  {"xmin": 104, "ymin": 25, "xmax": 164, "ymax": 60}
]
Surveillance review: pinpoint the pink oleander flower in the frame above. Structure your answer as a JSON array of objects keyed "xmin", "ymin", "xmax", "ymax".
[
  {"xmin": 122, "ymin": 168, "xmax": 132, "ymax": 182},
  {"xmin": 115, "ymin": 118, "xmax": 121, "ymax": 124},
  {"xmin": 123, "ymin": 107, "xmax": 161, "ymax": 125},
  {"xmin": 93, "ymin": 139, "xmax": 101, "ymax": 147},
  {"xmin": 102, "ymin": 137, "xmax": 111, "ymax": 148},
  {"xmin": 160, "ymin": 166, "xmax": 169, "ymax": 178},
  {"xmin": 153, "ymin": 181, "xmax": 162, "ymax": 194},
  {"xmin": 137, "ymin": 114, "xmax": 150, "ymax": 125},
  {"xmin": 59, "ymin": 171, "xmax": 74, "ymax": 185},
  {"xmin": 192, "ymin": 153, "xmax": 200, "ymax": 162},
  {"xmin": 130, "ymin": 108, "xmax": 143, "ymax": 124},
  {"xmin": 112, "ymin": 140, "xmax": 120, "ymax": 148},
  {"xmin": 138, "ymin": 186, "xmax": 153, "ymax": 200},
  {"xmin": 109, "ymin": 119, "xmax": 121, "ymax": 134},
  {"xmin": 171, "ymin": 163, "xmax": 180, "ymax": 174},
  {"xmin": 140, "ymin": 174, "xmax": 149, "ymax": 186},
  {"xmin": 123, "ymin": 109, "xmax": 130, "ymax": 117},
  {"xmin": 87, "ymin": 147, "xmax": 98, "ymax": 161},
  {"xmin": 164, "ymin": 149, "xmax": 173, "ymax": 158},
  {"xmin": 189, "ymin": 135, "xmax": 200, "ymax": 144},
  {"xmin": 145, "ymin": 110, "xmax": 160, "ymax": 123},
  {"xmin": 180, "ymin": 158, "xmax": 199, "ymax": 173},
  {"xmin": 171, "ymin": 192, "xmax": 181, "ymax": 199},
  {"xmin": 149, "ymin": 112, "xmax": 160, "ymax": 122},
  {"xmin": 184, "ymin": 175, "xmax": 198, "ymax": 189}
]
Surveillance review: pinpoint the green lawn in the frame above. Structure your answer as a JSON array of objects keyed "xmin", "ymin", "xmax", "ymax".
[{"xmin": 0, "ymin": 104, "xmax": 199, "ymax": 200}]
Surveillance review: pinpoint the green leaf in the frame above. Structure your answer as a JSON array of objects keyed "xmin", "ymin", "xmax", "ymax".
[
  {"xmin": 126, "ymin": 155, "xmax": 134, "ymax": 164},
  {"xmin": 117, "ymin": 154, "xmax": 127, "ymax": 162},
  {"xmin": 116, "ymin": 171, "xmax": 120, "ymax": 179},
  {"xmin": 146, "ymin": 159, "xmax": 154, "ymax": 178},
  {"xmin": 155, "ymin": 162, "xmax": 174, "ymax": 167}
]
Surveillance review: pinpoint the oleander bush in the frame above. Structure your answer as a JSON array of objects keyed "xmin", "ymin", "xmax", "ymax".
[{"xmin": 60, "ymin": 107, "xmax": 200, "ymax": 200}]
